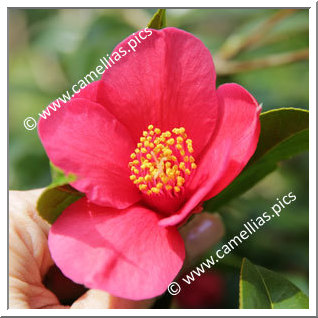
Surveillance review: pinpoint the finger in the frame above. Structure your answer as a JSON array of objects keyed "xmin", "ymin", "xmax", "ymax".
[
  {"xmin": 9, "ymin": 189, "xmax": 62, "ymax": 309},
  {"xmin": 71, "ymin": 289, "xmax": 155, "ymax": 309},
  {"xmin": 179, "ymin": 212, "xmax": 224, "ymax": 269},
  {"xmin": 9, "ymin": 190, "xmax": 53, "ymax": 281}
]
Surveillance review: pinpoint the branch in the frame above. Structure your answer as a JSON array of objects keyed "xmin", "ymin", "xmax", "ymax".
[
  {"xmin": 215, "ymin": 49, "xmax": 308, "ymax": 76},
  {"xmin": 217, "ymin": 9, "xmax": 299, "ymax": 60}
]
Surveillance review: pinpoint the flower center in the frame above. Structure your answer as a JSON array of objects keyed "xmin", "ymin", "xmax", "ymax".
[{"xmin": 129, "ymin": 125, "xmax": 197, "ymax": 196}]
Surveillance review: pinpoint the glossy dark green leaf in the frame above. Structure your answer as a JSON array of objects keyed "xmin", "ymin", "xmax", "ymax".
[
  {"xmin": 36, "ymin": 163, "xmax": 83, "ymax": 224},
  {"xmin": 37, "ymin": 185, "xmax": 84, "ymax": 224},
  {"xmin": 205, "ymin": 108, "xmax": 308, "ymax": 211},
  {"xmin": 147, "ymin": 9, "xmax": 166, "ymax": 29},
  {"xmin": 240, "ymin": 258, "xmax": 309, "ymax": 309}
]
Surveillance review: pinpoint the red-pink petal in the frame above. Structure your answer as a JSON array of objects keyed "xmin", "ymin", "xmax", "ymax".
[
  {"xmin": 73, "ymin": 80, "xmax": 100, "ymax": 101},
  {"xmin": 160, "ymin": 83, "xmax": 260, "ymax": 227},
  {"xmin": 38, "ymin": 98, "xmax": 140, "ymax": 209},
  {"xmin": 48, "ymin": 198, "xmax": 185, "ymax": 300},
  {"xmin": 159, "ymin": 142, "xmax": 231, "ymax": 227},
  {"xmin": 203, "ymin": 83, "xmax": 261, "ymax": 199},
  {"xmin": 98, "ymin": 27, "xmax": 219, "ymax": 156}
]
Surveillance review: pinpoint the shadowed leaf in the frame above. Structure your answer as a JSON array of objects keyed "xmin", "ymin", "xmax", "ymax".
[{"xmin": 240, "ymin": 258, "xmax": 309, "ymax": 309}]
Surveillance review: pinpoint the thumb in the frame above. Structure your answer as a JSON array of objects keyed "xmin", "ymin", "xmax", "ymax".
[
  {"xmin": 180, "ymin": 212, "xmax": 224, "ymax": 269},
  {"xmin": 71, "ymin": 289, "xmax": 155, "ymax": 309}
]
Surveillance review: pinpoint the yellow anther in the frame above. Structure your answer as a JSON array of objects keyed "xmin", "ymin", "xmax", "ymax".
[
  {"xmin": 180, "ymin": 149, "xmax": 185, "ymax": 156},
  {"xmin": 186, "ymin": 139, "xmax": 192, "ymax": 144},
  {"xmin": 137, "ymin": 142, "xmax": 142, "ymax": 148},
  {"xmin": 144, "ymin": 140, "xmax": 150, "ymax": 147},
  {"xmin": 140, "ymin": 137, "xmax": 146, "ymax": 142},
  {"xmin": 163, "ymin": 149, "xmax": 172, "ymax": 156},
  {"xmin": 132, "ymin": 160, "xmax": 139, "ymax": 165},
  {"xmin": 177, "ymin": 136, "xmax": 183, "ymax": 143},
  {"xmin": 165, "ymin": 162, "xmax": 172, "ymax": 169},
  {"xmin": 134, "ymin": 177, "xmax": 143, "ymax": 184},
  {"xmin": 171, "ymin": 156, "xmax": 177, "ymax": 162},
  {"xmin": 150, "ymin": 131, "xmax": 155, "ymax": 136},
  {"xmin": 135, "ymin": 148, "xmax": 140, "ymax": 154},
  {"xmin": 143, "ymin": 131, "xmax": 148, "ymax": 137},
  {"xmin": 147, "ymin": 136, "xmax": 152, "ymax": 141},
  {"xmin": 156, "ymin": 183, "xmax": 163, "ymax": 189},
  {"xmin": 141, "ymin": 148, "xmax": 147, "ymax": 153},
  {"xmin": 165, "ymin": 185, "xmax": 172, "ymax": 190},
  {"xmin": 133, "ymin": 168, "xmax": 139, "ymax": 174},
  {"xmin": 177, "ymin": 176, "xmax": 185, "ymax": 186},
  {"xmin": 162, "ymin": 176, "xmax": 169, "ymax": 184},
  {"xmin": 179, "ymin": 127, "xmax": 185, "ymax": 134},
  {"xmin": 146, "ymin": 153, "xmax": 152, "ymax": 160},
  {"xmin": 172, "ymin": 164, "xmax": 178, "ymax": 171},
  {"xmin": 179, "ymin": 162, "xmax": 185, "ymax": 170},
  {"xmin": 166, "ymin": 168, "xmax": 173, "ymax": 176},
  {"xmin": 174, "ymin": 186, "xmax": 181, "ymax": 192},
  {"xmin": 151, "ymin": 187, "xmax": 160, "ymax": 194},
  {"xmin": 184, "ymin": 156, "xmax": 189, "ymax": 162},
  {"xmin": 154, "ymin": 128, "xmax": 161, "ymax": 134},
  {"xmin": 190, "ymin": 156, "xmax": 195, "ymax": 163},
  {"xmin": 145, "ymin": 174, "xmax": 152, "ymax": 182},
  {"xmin": 185, "ymin": 169, "xmax": 191, "ymax": 175},
  {"xmin": 162, "ymin": 131, "xmax": 171, "ymax": 138},
  {"xmin": 139, "ymin": 184, "xmax": 147, "ymax": 191},
  {"xmin": 176, "ymin": 144, "xmax": 183, "ymax": 150},
  {"xmin": 149, "ymin": 142, "xmax": 155, "ymax": 148},
  {"xmin": 148, "ymin": 124, "xmax": 154, "ymax": 130},
  {"xmin": 167, "ymin": 138, "xmax": 175, "ymax": 145},
  {"xmin": 130, "ymin": 175, "xmax": 136, "ymax": 180},
  {"xmin": 191, "ymin": 163, "xmax": 197, "ymax": 169},
  {"xmin": 130, "ymin": 153, "xmax": 136, "ymax": 159}
]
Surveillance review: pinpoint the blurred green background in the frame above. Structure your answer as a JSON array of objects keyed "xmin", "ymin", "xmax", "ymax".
[{"xmin": 9, "ymin": 8, "xmax": 309, "ymax": 309}]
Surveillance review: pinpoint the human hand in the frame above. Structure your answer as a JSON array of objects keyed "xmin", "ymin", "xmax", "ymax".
[{"xmin": 9, "ymin": 189, "xmax": 224, "ymax": 309}]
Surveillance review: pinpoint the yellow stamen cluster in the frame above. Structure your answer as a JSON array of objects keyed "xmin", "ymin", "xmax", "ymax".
[{"xmin": 129, "ymin": 125, "xmax": 197, "ymax": 196}]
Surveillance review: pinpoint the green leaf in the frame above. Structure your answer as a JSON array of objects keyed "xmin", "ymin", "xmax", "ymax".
[
  {"xmin": 147, "ymin": 9, "xmax": 166, "ymax": 29},
  {"xmin": 205, "ymin": 108, "xmax": 308, "ymax": 211},
  {"xmin": 36, "ymin": 163, "xmax": 83, "ymax": 224},
  {"xmin": 49, "ymin": 162, "xmax": 77, "ymax": 187},
  {"xmin": 37, "ymin": 185, "xmax": 84, "ymax": 224},
  {"xmin": 240, "ymin": 258, "xmax": 309, "ymax": 309}
]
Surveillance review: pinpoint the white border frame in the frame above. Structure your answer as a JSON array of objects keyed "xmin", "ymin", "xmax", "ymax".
[{"xmin": 3, "ymin": 1, "xmax": 316, "ymax": 316}]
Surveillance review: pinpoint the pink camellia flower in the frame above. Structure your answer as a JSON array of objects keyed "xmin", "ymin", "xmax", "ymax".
[{"xmin": 38, "ymin": 27, "xmax": 261, "ymax": 300}]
